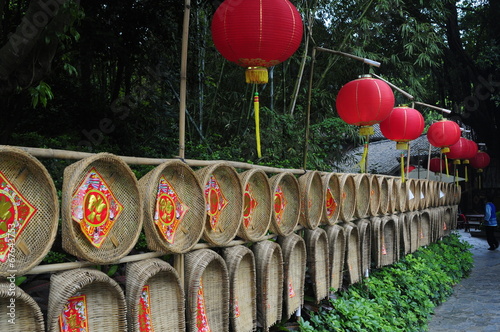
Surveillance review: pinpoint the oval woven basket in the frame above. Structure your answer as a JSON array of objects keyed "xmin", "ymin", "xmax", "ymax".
[
  {"xmin": 0, "ymin": 282, "xmax": 44, "ymax": 331},
  {"xmin": 408, "ymin": 211, "xmax": 421, "ymax": 253},
  {"xmin": 298, "ymin": 171, "xmax": 324, "ymax": 229},
  {"xmin": 196, "ymin": 163, "xmax": 243, "ymax": 246},
  {"xmin": 138, "ymin": 160, "xmax": 205, "ymax": 254},
  {"xmin": 277, "ymin": 233, "xmax": 306, "ymax": 320},
  {"xmin": 252, "ymin": 240, "xmax": 283, "ymax": 331},
  {"xmin": 304, "ymin": 227, "xmax": 330, "ymax": 303},
  {"xmin": 61, "ymin": 153, "xmax": 142, "ymax": 264},
  {"xmin": 368, "ymin": 174, "xmax": 381, "ymax": 217},
  {"xmin": 238, "ymin": 169, "xmax": 272, "ymax": 242},
  {"xmin": 268, "ymin": 172, "xmax": 300, "ymax": 237},
  {"xmin": 397, "ymin": 212, "xmax": 411, "ymax": 255},
  {"xmin": 337, "ymin": 173, "xmax": 356, "ymax": 222},
  {"xmin": 406, "ymin": 179, "xmax": 419, "ymax": 212},
  {"xmin": 376, "ymin": 176, "xmax": 390, "ymax": 215},
  {"xmin": 47, "ymin": 268, "xmax": 127, "ymax": 332},
  {"xmin": 325, "ymin": 224, "xmax": 346, "ymax": 292},
  {"xmin": 450, "ymin": 204, "xmax": 459, "ymax": 230},
  {"xmin": 222, "ymin": 245, "xmax": 257, "ymax": 332},
  {"xmin": 418, "ymin": 179, "xmax": 428, "ymax": 209},
  {"xmin": 185, "ymin": 249, "xmax": 229, "ymax": 332},
  {"xmin": 436, "ymin": 182, "xmax": 447, "ymax": 207},
  {"xmin": 419, "ymin": 209, "xmax": 432, "ymax": 246},
  {"xmin": 352, "ymin": 173, "xmax": 370, "ymax": 219},
  {"xmin": 0, "ymin": 146, "xmax": 59, "ymax": 276},
  {"xmin": 393, "ymin": 177, "xmax": 408, "ymax": 213},
  {"xmin": 126, "ymin": 258, "xmax": 185, "ymax": 332},
  {"xmin": 341, "ymin": 222, "xmax": 361, "ymax": 285},
  {"xmin": 354, "ymin": 219, "xmax": 371, "ymax": 276},
  {"xmin": 380, "ymin": 216, "xmax": 397, "ymax": 267},
  {"xmin": 321, "ymin": 172, "xmax": 341, "ymax": 225}
]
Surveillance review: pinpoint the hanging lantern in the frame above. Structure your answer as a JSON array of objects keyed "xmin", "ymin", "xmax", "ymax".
[
  {"xmin": 211, "ymin": 0, "xmax": 304, "ymax": 84},
  {"xmin": 429, "ymin": 158, "xmax": 447, "ymax": 173},
  {"xmin": 461, "ymin": 139, "xmax": 478, "ymax": 182},
  {"xmin": 446, "ymin": 137, "xmax": 468, "ymax": 162},
  {"xmin": 380, "ymin": 106, "xmax": 424, "ymax": 150},
  {"xmin": 470, "ymin": 151, "xmax": 490, "ymax": 171},
  {"xmin": 405, "ymin": 165, "xmax": 416, "ymax": 174},
  {"xmin": 427, "ymin": 120, "xmax": 461, "ymax": 153}
]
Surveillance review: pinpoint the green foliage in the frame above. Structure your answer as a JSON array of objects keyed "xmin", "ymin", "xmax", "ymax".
[
  {"xmin": 28, "ymin": 81, "xmax": 54, "ymax": 108},
  {"xmin": 300, "ymin": 233, "xmax": 473, "ymax": 332}
]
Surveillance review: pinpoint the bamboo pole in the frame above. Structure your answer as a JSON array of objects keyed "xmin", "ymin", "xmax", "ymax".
[
  {"xmin": 303, "ymin": 47, "xmax": 316, "ymax": 170},
  {"xmin": 179, "ymin": 0, "xmax": 191, "ymax": 160}
]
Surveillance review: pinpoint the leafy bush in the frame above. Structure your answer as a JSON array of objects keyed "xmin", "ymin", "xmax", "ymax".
[{"xmin": 299, "ymin": 233, "xmax": 473, "ymax": 332}]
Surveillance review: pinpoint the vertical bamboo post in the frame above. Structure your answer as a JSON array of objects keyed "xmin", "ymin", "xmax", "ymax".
[{"xmin": 303, "ymin": 47, "xmax": 316, "ymax": 170}]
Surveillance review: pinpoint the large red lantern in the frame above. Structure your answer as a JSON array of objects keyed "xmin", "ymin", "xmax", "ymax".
[
  {"xmin": 446, "ymin": 137, "xmax": 468, "ymax": 161},
  {"xmin": 427, "ymin": 120, "xmax": 461, "ymax": 153},
  {"xmin": 380, "ymin": 106, "xmax": 424, "ymax": 150},
  {"xmin": 470, "ymin": 151, "xmax": 490, "ymax": 170},
  {"xmin": 211, "ymin": 0, "xmax": 304, "ymax": 84},
  {"xmin": 463, "ymin": 139, "xmax": 478, "ymax": 160},
  {"xmin": 429, "ymin": 157, "xmax": 447, "ymax": 173}
]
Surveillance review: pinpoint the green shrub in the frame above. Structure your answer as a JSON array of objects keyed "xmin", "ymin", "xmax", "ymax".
[{"xmin": 299, "ymin": 232, "xmax": 473, "ymax": 332}]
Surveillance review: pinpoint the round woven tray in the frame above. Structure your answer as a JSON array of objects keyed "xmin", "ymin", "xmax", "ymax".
[
  {"xmin": 418, "ymin": 180, "xmax": 428, "ymax": 210},
  {"xmin": 126, "ymin": 258, "xmax": 185, "ymax": 332},
  {"xmin": 321, "ymin": 172, "xmax": 341, "ymax": 225},
  {"xmin": 0, "ymin": 282, "xmax": 44, "ymax": 331},
  {"xmin": 419, "ymin": 209, "xmax": 431, "ymax": 246},
  {"xmin": 393, "ymin": 177, "xmax": 407, "ymax": 213},
  {"xmin": 436, "ymin": 182, "xmax": 447, "ymax": 207},
  {"xmin": 298, "ymin": 171, "xmax": 324, "ymax": 229},
  {"xmin": 62, "ymin": 153, "xmax": 142, "ymax": 264},
  {"xmin": 406, "ymin": 179, "xmax": 418, "ymax": 212},
  {"xmin": 380, "ymin": 216, "xmax": 397, "ymax": 267},
  {"xmin": 337, "ymin": 173, "xmax": 356, "ymax": 222},
  {"xmin": 48, "ymin": 268, "xmax": 127, "ymax": 332},
  {"xmin": 450, "ymin": 205, "xmax": 459, "ymax": 230},
  {"xmin": 304, "ymin": 227, "xmax": 330, "ymax": 303},
  {"xmin": 278, "ymin": 233, "xmax": 306, "ymax": 319},
  {"xmin": 353, "ymin": 174, "xmax": 370, "ymax": 219},
  {"xmin": 252, "ymin": 240, "xmax": 283, "ymax": 330},
  {"xmin": 325, "ymin": 224, "xmax": 346, "ymax": 292},
  {"xmin": 341, "ymin": 222, "xmax": 361, "ymax": 285},
  {"xmin": 354, "ymin": 219, "xmax": 371, "ymax": 276},
  {"xmin": 222, "ymin": 245, "xmax": 257, "ymax": 332},
  {"xmin": 376, "ymin": 176, "xmax": 390, "ymax": 215},
  {"xmin": 196, "ymin": 163, "xmax": 243, "ymax": 246},
  {"xmin": 238, "ymin": 169, "xmax": 272, "ymax": 242},
  {"xmin": 268, "ymin": 172, "xmax": 300, "ymax": 236},
  {"xmin": 397, "ymin": 212, "xmax": 411, "ymax": 255},
  {"xmin": 427, "ymin": 181, "xmax": 438, "ymax": 208},
  {"xmin": 0, "ymin": 146, "xmax": 59, "ymax": 276},
  {"xmin": 138, "ymin": 160, "xmax": 205, "ymax": 253},
  {"xmin": 185, "ymin": 249, "xmax": 229, "ymax": 332},
  {"xmin": 368, "ymin": 175, "xmax": 381, "ymax": 217},
  {"xmin": 408, "ymin": 211, "xmax": 420, "ymax": 253}
]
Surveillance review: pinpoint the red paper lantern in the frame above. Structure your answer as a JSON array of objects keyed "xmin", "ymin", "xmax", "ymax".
[
  {"xmin": 470, "ymin": 151, "xmax": 490, "ymax": 170},
  {"xmin": 380, "ymin": 106, "xmax": 424, "ymax": 150},
  {"xmin": 446, "ymin": 137, "xmax": 469, "ymax": 161},
  {"xmin": 336, "ymin": 76, "xmax": 395, "ymax": 135},
  {"xmin": 429, "ymin": 158, "xmax": 447, "ymax": 173},
  {"xmin": 427, "ymin": 120, "xmax": 461, "ymax": 153},
  {"xmin": 463, "ymin": 139, "xmax": 478, "ymax": 161},
  {"xmin": 405, "ymin": 165, "xmax": 416, "ymax": 174},
  {"xmin": 211, "ymin": 0, "xmax": 304, "ymax": 84}
]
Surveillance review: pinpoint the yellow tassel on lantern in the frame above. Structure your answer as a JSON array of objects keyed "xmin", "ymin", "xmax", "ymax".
[
  {"xmin": 358, "ymin": 127, "xmax": 373, "ymax": 173},
  {"xmin": 401, "ymin": 153, "xmax": 406, "ymax": 183},
  {"xmin": 444, "ymin": 155, "xmax": 450, "ymax": 176},
  {"xmin": 253, "ymin": 92, "xmax": 262, "ymax": 158},
  {"xmin": 246, "ymin": 67, "xmax": 268, "ymax": 84}
]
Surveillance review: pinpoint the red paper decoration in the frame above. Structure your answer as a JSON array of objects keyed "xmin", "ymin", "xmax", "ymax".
[
  {"xmin": 470, "ymin": 151, "xmax": 490, "ymax": 170},
  {"xmin": 405, "ymin": 165, "xmax": 416, "ymax": 174},
  {"xmin": 427, "ymin": 120, "xmax": 461, "ymax": 153},
  {"xmin": 429, "ymin": 158, "xmax": 447, "ymax": 173},
  {"xmin": 463, "ymin": 139, "xmax": 478, "ymax": 160},
  {"xmin": 446, "ymin": 137, "xmax": 469, "ymax": 161},
  {"xmin": 336, "ymin": 76, "xmax": 395, "ymax": 135},
  {"xmin": 380, "ymin": 106, "xmax": 424, "ymax": 150},
  {"xmin": 211, "ymin": 0, "xmax": 304, "ymax": 84}
]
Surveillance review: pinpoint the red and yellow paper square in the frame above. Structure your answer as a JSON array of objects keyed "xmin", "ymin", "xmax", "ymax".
[
  {"xmin": 204, "ymin": 175, "xmax": 228, "ymax": 231},
  {"xmin": 59, "ymin": 294, "xmax": 89, "ymax": 332},
  {"xmin": 325, "ymin": 187, "xmax": 338, "ymax": 219},
  {"xmin": 274, "ymin": 186, "xmax": 287, "ymax": 226},
  {"xmin": 138, "ymin": 285, "xmax": 154, "ymax": 332},
  {"xmin": 243, "ymin": 183, "xmax": 258, "ymax": 229},
  {"xmin": 0, "ymin": 171, "xmax": 37, "ymax": 262},
  {"xmin": 71, "ymin": 168, "xmax": 123, "ymax": 248},
  {"xmin": 153, "ymin": 176, "xmax": 189, "ymax": 244}
]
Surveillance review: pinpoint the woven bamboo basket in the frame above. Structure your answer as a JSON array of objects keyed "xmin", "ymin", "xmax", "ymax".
[
  {"xmin": 419, "ymin": 209, "xmax": 432, "ymax": 246},
  {"xmin": 278, "ymin": 233, "xmax": 306, "ymax": 320},
  {"xmin": 376, "ymin": 176, "xmax": 390, "ymax": 215},
  {"xmin": 407, "ymin": 179, "xmax": 419, "ymax": 212},
  {"xmin": 321, "ymin": 172, "xmax": 341, "ymax": 225},
  {"xmin": 268, "ymin": 172, "xmax": 300, "ymax": 237},
  {"xmin": 337, "ymin": 173, "xmax": 356, "ymax": 222},
  {"xmin": 393, "ymin": 177, "xmax": 407, "ymax": 213},
  {"xmin": 341, "ymin": 222, "xmax": 361, "ymax": 285},
  {"xmin": 222, "ymin": 245, "xmax": 257, "ymax": 332},
  {"xmin": 354, "ymin": 219, "xmax": 371, "ymax": 276},
  {"xmin": 138, "ymin": 160, "xmax": 205, "ymax": 253},
  {"xmin": 380, "ymin": 216, "xmax": 397, "ymax": 266},
  {"xmin": 368, "ymin": 174, "xmax": 381, "ymax": 217},
  {"xmin": 126, "ymin": 258, "xmax": 185, "ymax": 332},
  {"xmin": 47, "ymin": 268, "xmax": 127, "ymax": 332},
  {"xmin": 0, "ymin": 282, "xmax": 44, "ymax": 331},
  {"xmin": 408, "ymin": 212, "xmax": 421, "ymax": 253},
  {"xmin": 418, "ymin": 180, "xmax": 428, "ymax": 209},
  {"xmin": 397, "ymin": 212, "xmax": 411, "ymax": 256},
  {"xmin": 304, "ymin": 227, "xmax": 330, "ymax": 303},
  {"xmin": 352, "ymin": 173, "xmax": 370, "ymax": 219},
  {"xmin": 425, "ymin": 181, "xmax": 435, "ymax": 208},
  {"xmin": 196, "ymin": 163, "xmax": 243, "ymax": 246},
  {"xmin": 298, "ymin": 171, "xmax": 324, "ymax": 229},
  {"xmin": 385, "ymin": 177, "xmax": 396, "ymax": 214},
  {"xmin": 325, "ymin": 224, "xmax": 346, "ymax": 292},
  {"xmin": 436, "ymin": 182, "xmax": 447, "ymax": 207},
  {"xmin": 238, "ymin": 169, "xmax": 272, "ymax": 242},
  {"xmin": 252, "ymin": 240, "xmax": 283, "ymax": 331},
  {"xmin": 185, "ymin": 249, "xmax": 229, "ymax": 332},
  {"xmin": 453, "ymin": 185, "xmax": 462, "ymax": 206},
  {"xmin": 61, "ymin": 153, "xmax": 142, "ymax": 264},
  {"xmin": 0, "ymin": 146, "xmax": 59, "ymax": 276},
  {"xmin": 450, "ymin": 205, "xmax": 459, "ymax": 230}
]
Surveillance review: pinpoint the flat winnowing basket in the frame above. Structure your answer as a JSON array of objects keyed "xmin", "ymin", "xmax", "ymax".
[
  {"xmin": 393, "ymin": 178, "xmax": 408, "ymax": 213},
  {"xmin": 126, "ymin": 258, "xmax": 185, "ymax": 332},
  {"xmin": 238, "ymin": 169, "xmax": 272, "ymax": 242},
  {"xmin": 341, "ymin": 222, "xmax": 361, "ymax": 286},
  {"xmin": 406, "ymin": 179, "xmax": 419, "ymax": 212},
  {"xmin": 304, "ymin": 227, "xmax": 329, "ymax": 303},
  {"xmin": 418, "ymin": 180, "xmax": 428, "ymax": 210},
  {"xmin": 449, "ymin": 205, "xmax": 459, "ymax": 230},
  {"xmin": 380, "ymin": 216, "xmax": 397, "ymax": 267},
  {"xmin": 376, "ymin": 175, "xmax": 390, "ymax": 216},
  {"xmin": 0, "ymin": 146, "xmax": 59, "ymax": 276},
  {"xmin": 0, "ymin": 283, "xmax": 44, "ymax": 331},
  {"xmin": 222, "ymin": 245, "xmax": 257, "ymax": 332},
  {"xmin": 325, "ymin": 224, "xmax": 346, "ymax": 292},
  {"xmin": 419, "ymin": 209, "xmax": 432, "ymax": 246},
  {"xmin": 368, "ymin": 174, "xmax": 381, "ymax": 217},
  {"xmin": 252, "ymin": 240, "xmax": 283, "ymax": 331},
  {"xmin": 352, "ymin": 173, "xmax": 370, "ymax": 219},
  {"xmin": 196, "ymin": 163, "xmax": 243, "ymax": 246},
  {"xmin": 138, "ymin": 160, "xmax": 205, "ymax": 253},
  {"xmin": 268, "ymin": 172, "xmax": 300, "ymax": 237},
  {"xmin": 354, "ymin": 219, "xmax": 371, "ymax": 276},
  {"xmin": 47, "ymin": 268, "xmax": 127, "ymax": 332},
  {"xmin": 436, "ymin": 182, "xmax": 447, "ymax": 207},
  {"xmin": 62, "ymin": 153, "xmax": 142, "ymax": 264},
  {"xmin": 397, "ymin": 212, "xmax": 411, "ymax": 255},
  {"xmin": 337, "ymin": 173, "xmax": 356, "ymax": 222},
  {"xmin": 408, "ymin": 212, "xmax": 421, "ymax": 253},
  {"xmin": 321, "ymin": 172, "xmax": 341, "ymax": 225},
  {"xmin": 278, "ymin": 233, "xmax": 306, "ymax": 319},
  {"xmin": 298, "ymin": 171, "xmax": 324, "ymax": 229},
  {"xmin": 185, "ymin": 249, "xmax": 229, "ymax": 332},
  {"xmin": 452, "ymin": 184, "xmax": 462, "ymax": 206}
]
